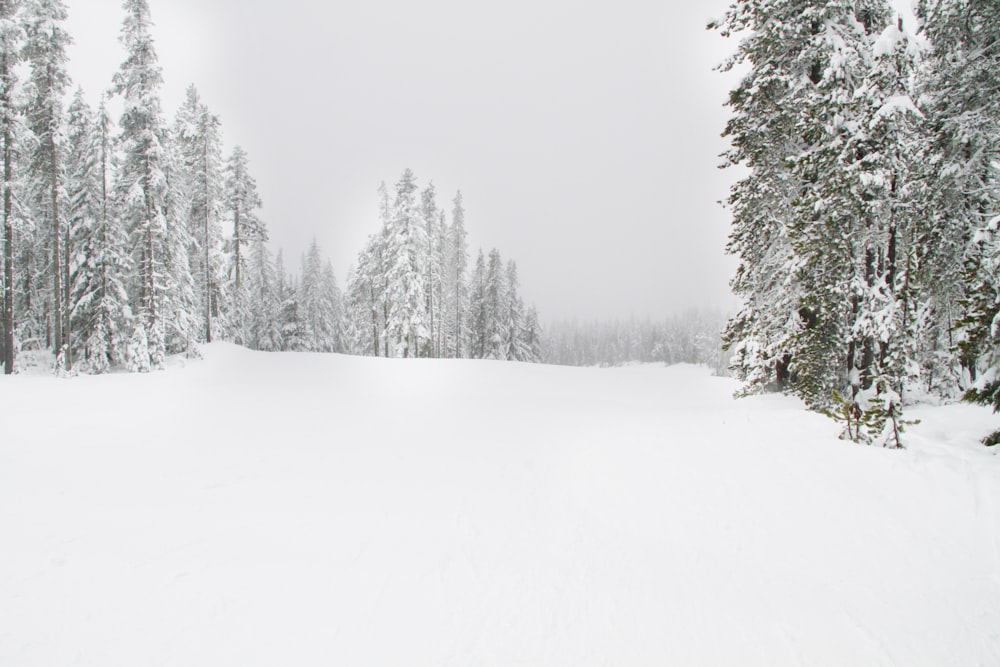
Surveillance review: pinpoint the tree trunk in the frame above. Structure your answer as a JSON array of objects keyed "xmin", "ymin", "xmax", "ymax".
[
  {"xmin": 203, "ymin": 137, "xmax": 212, "ymax": 343},
  {"xmin": 234, "ymin": 205, "xmax": 242, "ymax": 291},
  {"xmin": 1, "ymin": 50, "xmax": 12, "ymax": 374},
  {"xmin": 64, "ymin": 221, "xmax": 71, "ymax": 371},
  {"xmin": 51, "ymin": 135, "xmax": 62, "ymax": 362}
]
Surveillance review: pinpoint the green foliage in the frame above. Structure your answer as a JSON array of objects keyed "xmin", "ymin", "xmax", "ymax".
[{"xmin": 826, "ymin": 386, "xmax": 919, "ymax": 448}]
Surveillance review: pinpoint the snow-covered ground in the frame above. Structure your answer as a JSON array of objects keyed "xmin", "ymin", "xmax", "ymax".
[{"xmin": 2, "ymin": 344, "xmax": 999, "ymax": 666}]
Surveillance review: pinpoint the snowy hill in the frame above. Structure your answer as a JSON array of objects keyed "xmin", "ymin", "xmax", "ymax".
[{"xmin": 2, "ymin": 344, "xmax": 999, "ymax": 665}]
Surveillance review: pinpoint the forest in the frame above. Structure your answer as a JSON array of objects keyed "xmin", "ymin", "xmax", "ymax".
[{"xmin": 713, "ymin": 0, "xmax": 1000, "ymax": 444}]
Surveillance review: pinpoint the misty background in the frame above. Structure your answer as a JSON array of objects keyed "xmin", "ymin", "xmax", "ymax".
[{"xmin": 64, "ymin": 0, "xmax": 742, "ymax": 321}]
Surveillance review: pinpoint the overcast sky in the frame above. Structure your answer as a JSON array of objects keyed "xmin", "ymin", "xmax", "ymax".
[{"xmin": 64, "ymin": 0, "xmax": 744, "ymax": 321}]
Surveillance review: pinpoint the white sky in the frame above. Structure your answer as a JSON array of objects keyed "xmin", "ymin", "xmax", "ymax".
[{"xmin": 64, "ymin": 0, "xmax": 746, "ymax": 321}]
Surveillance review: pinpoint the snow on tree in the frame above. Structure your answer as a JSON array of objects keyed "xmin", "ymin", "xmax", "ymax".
[
  {"xmin": 246, "ymin": 236, "xmax": 280, "ymax": 351},
  {"xmin": 466, "ymin": 248, "xmax": 486, "ymax": 359},
  {"xmin": 502, "ymin": 260, "xmax": 528, "ymax": 362},
  {"xmin": 0, "ymin": 0, "xmax": 21, "ymax": 374},
  {"xmin": 419, "ymin": 181, "xmax": 442, "ymax": 357},
  {"xmin": 224, "ymin": 145, "xmax": 265, "ymax": 345},
  {"xmin": 174, "ymin": 84, "xmax": 226, "ymax": 344},
  {"xmin": 66, "ymin": 90, "xmax": 132, "ymax": 373},
  {"xmin": 384, "ymin": 169, "xmax": 428, "ymax": 358},
  {"xmin": 445, "ymin": 190, "xmax": 468, "ymax": 358},
  {"xmin": 112, "ymin": 0, "xmax": 173, "ymax": 369},
  {"xmin": 22, "ymin": 0, "xmax": 71, "ymax": 369}
]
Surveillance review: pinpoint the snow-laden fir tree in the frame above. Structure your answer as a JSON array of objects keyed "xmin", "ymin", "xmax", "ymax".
[
  {"xmin": 174, "ymin": 85, "xmax": 226, "ymax": 344},
  {"xmin": 482, "ymin": 248, "xmax": 506, "ymax": 360},
  {"xmin": 920, "ymin": 0, "xmax": 1000, "ymax": 444},
  {"xmin": 714, "ymin": 0, "xmax": 925, "ymax": 424},
  {"xmin": 0, "ymin": 0, "xmax": 20, "ymax": 374},
  {"xmin": 66, "ymin": 90, "xmax": 131, "ymax": 373},
  {"xmin": 22, "ymin": 0, "xmax": 71, "ymax": 368},
  {"xmin": 224, "ymin": 145, "xmax": 265, "ymax": 345},
  {"xmin": 466, "ymin": 248, "xmax": 486, "ymax": 358},
  {"xmin": 420, "ymin": 181, "xmax": 442, "ymax": 357},
  {"xmin": 502, "ymin": 260, "xmax": 527, "ymax": 362},
  {"xmin": 112, "ymin": 0, "xmax": 172, "ymax": 370},
  {"xmin": 445, "ymin": 190, "xmax": 468, "ymax": 358},
  {"xmin": 384, "ymin": 169, "xmax": 428, "ymax": 357},
  {"xmin": 245, "ymin": 235, "xmax": 281, "ymax": 351}
]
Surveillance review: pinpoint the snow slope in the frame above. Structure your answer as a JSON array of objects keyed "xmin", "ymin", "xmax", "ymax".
[{"xmin": 2, "ymin": 344, "xmax": 999, "ymax": 666}]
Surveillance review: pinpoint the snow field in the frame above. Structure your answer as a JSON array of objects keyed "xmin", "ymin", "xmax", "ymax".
[{"xmin": 2, "ymin": 343, "xmax": 999, "ymax": 666}]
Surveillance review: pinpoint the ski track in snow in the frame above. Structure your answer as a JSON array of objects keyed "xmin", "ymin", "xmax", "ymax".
[{"xmin": 2, "ymin": 343, "xmax": 1000, "ymax": 666}]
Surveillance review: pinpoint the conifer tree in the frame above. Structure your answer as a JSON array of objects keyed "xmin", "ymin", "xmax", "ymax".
[
  {"xmin": 420, "ymin": 181, "xmax": 441, "ymax": 357},
  {"xmin": 919, "ymin": 0, "xmax": 1000, "ymax": 444},
  {"xmin": 467, "ymin": 249, "xmax": 486, "ymax": 358},
  {"xmin": 503, "ymin": 260, "xmax": 527, "ymax": 361},
  {"xmin": 446, "ymin": 191, "xmax": 468, "ymax": 358},
  {"xmin": 23, "ymin": 0, "xmax": 71, "ymax": 368},
  {"xmin": 224, "ymin": 145, "xmax": 265, "ymax": 344},
  {"xmin": 0, "ymin": 0, "xmax": 21, "ymax": 374},
  {"xmin": 113, "ymin": 0, "xmax": 171, "ymax": 370},
  {"xmin": 66, "ymin": 90, "xmax": 131, "ymax": 373},
  {"xmin": 384, "ymin": 169, "xmax": 428, "ymax": 357},
  {"xmin": 174, "ymin": 85, "xmax": 225, "ymax": 344}
]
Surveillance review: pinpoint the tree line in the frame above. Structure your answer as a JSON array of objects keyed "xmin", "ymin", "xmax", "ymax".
[
  {"xmin": 543, "ymin": 311, "xmax": 728, "ymax": 373},
  {"xmin": 714, "ymin": 0, "xmax": 1000, "ymax": 445},
  {"xmin": 344, "ymin": 169, "xmax": 542, "ymax": 362},
  {"xmin": 0, "ymin": 0, "xmax": 376, "ymax": 372}
]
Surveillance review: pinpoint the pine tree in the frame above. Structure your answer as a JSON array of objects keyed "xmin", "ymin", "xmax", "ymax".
[
  {"xmin": 920, "ymin": 0, "xmax": 1000, "ymax": 445},
  {"xmin": 174, "ymin": 85, "xmax": 225, "ymax": 344},
  {"xmin": 113, "ymin": 0, "xmax": 171, "ymax": 369},
  {"xmin": 467, "ymin": 249, "xmax": 486, "ymax": 358},
  {"xmin": 483, "ymin": 248, "xmax": 505, "ymax": 360},
  {"xmin": 446, "ymin": 191, "xmax": 468, "ymax": 358},
  {"xmin": 503, "ymin": 260, "xmax": 527, "ymax": 361},
  {"xmin": 384, "ymin": 169, "xmax": 428, "ymax": 357},
  {"xmin": 246, "ymin": 236, "xmax": 280, "ymax": 351},
  {"xmin": 715, "ymin": 0, "xmax": 910, "ymax": 415},
  {"xmin": 22, "ymin": 0, "xmax": 71, "ymax": 369},
  {"xmin": 420, "ymin": 181, "xmax": 441, "ymax": 357},
  {"xmin": 0, "ymin": 0, "xmax": 21, "ymax": 374},
  {"xmin": 523, "ymin": 305, "xmax": 543, "ymax": 363},
  {"xmin": 66, "ymin": 90, "xmax": 131, "ymax": 373},
  {"xmin": 224, "ymin": 145, "xmax": 265, "ymax": 345}
]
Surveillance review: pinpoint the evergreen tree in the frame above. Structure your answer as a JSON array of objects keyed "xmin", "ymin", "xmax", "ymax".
[
  {"xmin": 384, "ymin": 169, "xmax": 428, "ymax": 357},
  {"xmin": 113, "ymin": 0, "xmax": 172, "ymax": 370},
  {"xmin": 174, "ymin": 84, "xmax": 225, "ymax": 344},
  {"xmin": 66, "ymin": 90, "xmax": 131, "ymax": 373},
  {"xmin": 446, "ymin": 191, "xmax": 468, "ymax": 358},
  {"xmin": 22, "ymin": 0, "xmax": 71, "ymax": 368},
  {"xmin": 467, "ymin": 249, "xmax": 486, "ymax": 358},
  {"xmin": 420, "ymin": 181, "xmax": 442, "ymax": 357},
  {"xmin": 0, "ymin": 0, "xmax": 21, "ymax": 374},
  {"xmin": 224, "ymin": 145, "xmax": 265, "ymax": 344},
  {"xmin": 483, "ymin": 248, "xmax": 505, "ymax": 360},
  {"xmin": 503, "ymin": 260, "xmax": 527, "ymax": 362},
  {"xmin": 246, "ymin": 236, "xmax": 280, "ymax": 351}
]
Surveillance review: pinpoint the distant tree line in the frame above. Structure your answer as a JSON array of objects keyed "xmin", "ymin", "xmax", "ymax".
[
  {"xmin": 714, "ymin": 0, "xmax": 1000, "ymax": 445},
  {"xmin": 542, "ymin": 311, "xmax": 728, "ymax": 373},
  {"xmin": 344, "ymin": 169, "xmax": 542, "ymax": 362}
]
